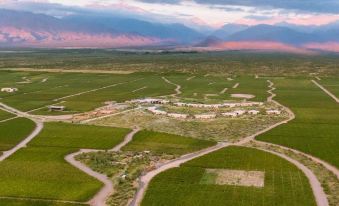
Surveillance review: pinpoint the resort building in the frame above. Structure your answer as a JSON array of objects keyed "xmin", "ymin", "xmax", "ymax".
[
  {"xmin": 48, "ymin": 105, "xmax": 66, "ymax": 112},
  {"xmin": 131, "ymin": 98, "xmax": 170, "ymax": 104},
  {"xmin": 167, "ymin": 113, "xmax": 188, "ymax": 119},
  {"xmin": 1, "ymin": 88, "xmax": 18, "ymax": 93},
  {"xmin": 266, "ymin": 110, "xmax": 281, "ymax": 115},
  {"xmin": 248, "ymin": 110, "xmax": 260, "ymax": 115},
  {"xmin": 194, "ymin": 114, "xmax": 217, "ymax": 119}
]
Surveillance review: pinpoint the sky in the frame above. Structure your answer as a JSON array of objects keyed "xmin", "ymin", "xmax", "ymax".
[{"xmin": 1, "ymin": 0, "xmax": 339, "ymax": 28}]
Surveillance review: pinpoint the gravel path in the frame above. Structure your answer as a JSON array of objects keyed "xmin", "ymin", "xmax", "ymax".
[
  {"xmin": 162, "ymin": 77, "xmax": 182, "ymax": 96},
  {"xmin": 251, "ymin": 146, "xmax": 329, "ymax": 206},
  {"xmin": 65, "ymin": 128, "xmax": 140, "ymax": 206},
  {"xmin": 312, "ymin": 80, "xmax": 339, "ymax": 103},
  {"xmin": 0, "ymin": 120, "xmax": 43, "ymax": 161},
  {"xmin": 0, "ymin": 102, "xmax": 44, "ymax": 162}
]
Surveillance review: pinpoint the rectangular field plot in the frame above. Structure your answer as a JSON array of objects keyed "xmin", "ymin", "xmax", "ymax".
[
  {"xmin": 0, "ymin": 109, "xmax": 15, "ymax": 121},
  {"xmin": 256, "ymin": 78, "xmax": 339, "ymax": 167},
  {"xmin": 122, "ymin": 130, "xmax": 216, "ymax": 155},
  {"xmin": 0, "ymin": 122, "xmax": 130, "ymax": 202},
  {"xmin": 201, "ymin": 169, "xmax": 265, "ymax": 187},
  {"xmin": 142, "ymin": 146, "xmax": 315, "ymax": 206}
]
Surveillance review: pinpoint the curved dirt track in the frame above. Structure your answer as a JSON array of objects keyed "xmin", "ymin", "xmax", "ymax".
[
  {"xmin": 0, "ymin": 102, "xmax": 44, "ymax": 161},
  {"xmin": 130, "ymin": 79, "xmax": 330, "ymax": 206},
  {"xmin": 130, "ymin": 142, "xmax": 229, "ymax": 206},
  {"xmin": 249, "ymin": 146, "xmax": 329, "ymax": 206},
  {"xmin": 65, "ymin": 127, "xmax": 140, "ymax": 206},
  {"xmin": 262, "ymin": 80, "xmax": 339, "ymax": 179},
  {"xmin": 0, "ymin": 120, "xmax": 43, "ymax": 161},
  {"xmin": 162, "ymin": 77, "xmax": 182, "ymax": 96}
]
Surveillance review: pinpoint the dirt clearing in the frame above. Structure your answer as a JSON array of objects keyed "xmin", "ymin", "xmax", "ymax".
[{"xmin": 202, "ymin": 169, "xmax": 265, "ymax": 187}]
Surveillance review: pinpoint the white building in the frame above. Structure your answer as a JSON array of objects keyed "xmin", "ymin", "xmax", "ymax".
[
  {"xmin": 194, "ymin": 114, "xmax": 216, "ymax": 119},
  {"xmin": 167, "ymin": 113, "xmax": 188, "ymax": 119},
  {"xmin": 48, "ymin": 105, "xmax": 65, "ymax": 111},
  {"xmin": 266, "ymin": 110, "xmax": 281, "ymax": 115},
  {"xmin": 248, "ymin": 110, "xmax": 260, "ymax": 115},
  {"xmin": 131, "ymin": 98, "xmax": 170, "ymax": 104},
  {"xmin": 234, "ymin": 110, "xmax": 246, "ymax": 115},
  {"xmin": 1, "ymin": 88, "xmax": 18, "ymax": 93},
  {"xmin": 221, "ymin": 112, "xmax": 238, "ymax": 117}
]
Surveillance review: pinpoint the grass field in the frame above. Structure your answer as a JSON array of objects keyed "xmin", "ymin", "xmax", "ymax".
[
  {"xmin": 0, "ymin": 122, "xmax": 130, "ymax": 203},
  {"xmin": 0, "ymin": 118, "xmax": 36, "ymax": 151},
  {"xmin": 122, "ymin": 130, "xmax": 216, "ymax": 155},
  {"xmin": 0, "ymin": 199, "xmax": 85, "ymax": 206},
  {"xmin": 0, "ymin": 71, "xmax": 177, "ymax": 114},
  {"xmin": 0, "ymin": 109, "xmax": 15, "ymax": 121},
  {"xmin": 142, "ymin": 146, "xmax": 316, "ymax": 206},
  {"xmin": 256, "ymin": 78, "xmax": 339, "ymax": 167}
]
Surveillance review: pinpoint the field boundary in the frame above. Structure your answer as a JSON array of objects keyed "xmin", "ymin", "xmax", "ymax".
[
  {"xmin": 312, "ymin": 80, "xmax": 339, "ymax": 103},
  {"xmin": 0, "ymin": 102, "xmax": 44, "ymax": 161},
  {"xmin": 248, "ymin": 145, "xmax": 329, "ymax": 206}
]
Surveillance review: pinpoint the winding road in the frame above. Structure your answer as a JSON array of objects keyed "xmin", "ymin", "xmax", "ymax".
[
  {"xmin": 65, "ymin": 127, "xmax": 140, "ymax": 206},
  {"xmin": 0, "ymin": 103, "xmax": 44, "ymax": 162},
  {"xmin": 162, "ymin": 77, "xmax": 182, "ymax": 97}
]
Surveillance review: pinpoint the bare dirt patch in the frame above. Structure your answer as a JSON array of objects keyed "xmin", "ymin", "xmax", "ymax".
[
  {"xmin": 231, "ymin": 94, "xmax": 255, "ymax": 99},
  {"xmin": 203, "ymin": 169, "xmax": 265, "ymax": 187}
]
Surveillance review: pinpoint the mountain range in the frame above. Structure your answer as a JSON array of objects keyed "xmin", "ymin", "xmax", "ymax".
[{"xmin": 0, "ymin": 9, "xmax": 339, "ymax": 53}]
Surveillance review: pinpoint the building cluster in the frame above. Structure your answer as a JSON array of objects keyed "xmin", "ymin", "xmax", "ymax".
[
  {"xmin": 147, "ymin": 106, "xmax": 281, "ymax": 120},
  {"xmin": 1, "ymin": 88, "xmax": 18, "ymax": 93},
  {"xmin": 173, "ymin": 102, "xmax": 263, "ymax": 108},
  {"xmin": 133, "ymin": 98, "xmax": 281, "ymax": 120},
  {"xmin": 130, "ymin": 98, "xmax": 170, "ymax": 104}
]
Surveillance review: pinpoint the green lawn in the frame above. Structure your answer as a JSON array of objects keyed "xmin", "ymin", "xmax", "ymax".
[
  {"xmin": 0, "ymin": 122, "xmax": 130, "ymax": 202},
  {"xmin": 0, "ymin": 199, "xmax": 85, "ymax": 206},
  {"xmin": 256, "ymin": 78, "xmax": 339, "ymax": 167},
  {"xmin": 122, "ymin": 130, "xmax": 216, "ymax": 155},
  {"xmin": 142, "ymin": 146, "xmax": 316, "ymax": 206},
  {"xmin": 0, "ymin": 118, "xmax": 36, "ymax": 151},
  {"xmin": 0, "ymin": 109, "xmax": 15, "ymax": 121}
]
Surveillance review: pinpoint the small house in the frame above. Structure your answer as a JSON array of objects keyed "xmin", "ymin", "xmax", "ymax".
[{"xmin": 48, "ymin": 105, "xmax": 65, "ymax": 112}]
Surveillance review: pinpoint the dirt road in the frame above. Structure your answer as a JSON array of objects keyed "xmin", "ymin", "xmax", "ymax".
[
  {"xmin": 162, "ymin": 77, "xmax": 182, "ymax": 96},
  {"xmin": 65, "ymin": 128, "xmax": 140, "ymax": 206},
  {"xmin": 312, "ymin": 80, "xmax": 339, "ymax": 103}
]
